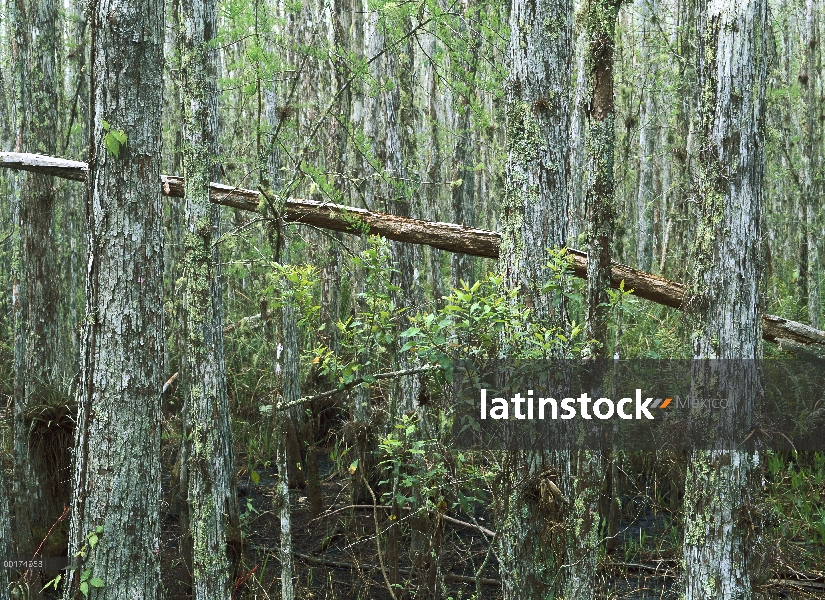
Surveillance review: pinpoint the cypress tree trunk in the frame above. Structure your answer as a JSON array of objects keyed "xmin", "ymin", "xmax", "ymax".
[
  {"xmin": 571, "ymin": 0, "xmax": 621, "ymax": 595},
  {"xmin": 582, "ymin": 0, "xmax": 620, "ymax": 358},
  {"xmin": 635, "ymin": 0, "xmax": 656, "ymax": 273},
  {"xmin": 450, "ymin": 1, "xmax": 479, "ymax": 290},
  {"xmin": 262, "ymin": 301, "xmax": 296, "ymax": 600},
  {"xmin": 682, "ymin": 0, "xmax": 768, "ymax": 596},
  {"xmin": 801, "ymin": 0, "xmax": 821, "ymax": 328},
  {"xmin": 11, "ymin": 0, "xmax": 66, "ymax": 564},
  {"xmin": 497, "ymin": 0, "xmax": 572, "ymax": 598},
  {"xmin": 62, "ymin": 0, "xmax": 165, "ymax": 594},
  {"xmin": 0, "ymin": 467, "xmax": 9, "ymax": 600},
  {"xmin": 178, "ymin": 0, "xmax": 241, "ymax": 594}
]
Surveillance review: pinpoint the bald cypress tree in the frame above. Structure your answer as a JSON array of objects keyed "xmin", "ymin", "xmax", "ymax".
[
  {"xmin": 11, "ymin": 0, "xmax": 66, "ymax": 565},
  {"xmin": 178, "ymin": 0, "xmax": 241, "ymax": 594},
  {"xmin": 62, "ymin": 0, "xmax": 165, "ymax": 595},
  {"xmin": 497, "ymin": 0, "xmax": 573, "ymax": 597},
  {"xmin": 682, "ymin": 0, "xmax": 768, "ymax": 596}
]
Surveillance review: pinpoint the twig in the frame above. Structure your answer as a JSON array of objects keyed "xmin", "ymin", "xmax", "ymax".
[
  {"xmin": 361, "ymin": 469, "xmax": 398, "ymax": 600},
  {"xmin": 292, "ymin": 552, "xmax": 499, "ymax": 586},
  {"xmin": 276, "ymin": 364, "xmax": 440, "ymax": 411}
]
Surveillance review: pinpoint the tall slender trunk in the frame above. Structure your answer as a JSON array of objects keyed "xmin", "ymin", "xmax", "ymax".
[
  {"xmin": 801, "ymin": 0, "xmax": 821, "ymax": 328},
  {"xmin": 635, "ymin": 0, "xmax": 656, "ymax": 272},
  {"xmin": 450, "ymin": 2, "xmax": 479, "ymax": 290},
  {"xmin": 582, "ymin": 0, "xmax": 620, "ymax": 358},
  {"xmin": 497, "ymin": 0, "xmax": 573, "ymax": 598},
  {"xmin": 62, "ymin": 0, "xmax": 165, "ymax": 595},
  {"xmin": 178, "ymin": 0, "xmax": 241, "ymax": 595},
  {"xmin": 0, "ymin": 467, "xmax": 9, "ymax": 600},
  {"xmin": 262, "ymin": 300, "xmax": 296, "ymax": 600},
  {"xmin": 12, "ymin": 0, "xmax": 66, "ymax": 566},
  {"xmin": 682, "ymin": 0, "xmax": 768, "ymax": 597}
]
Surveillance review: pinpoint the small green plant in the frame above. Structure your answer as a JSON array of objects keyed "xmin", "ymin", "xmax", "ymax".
[
  {"xmin": 42, "ymin": 526, "xmax": 104, "ymax": 596},
  {"xmin": 101, "ymin": 120, "xmax": 127, "ymax": 158}
]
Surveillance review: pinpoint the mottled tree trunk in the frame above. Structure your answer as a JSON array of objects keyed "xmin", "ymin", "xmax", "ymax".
[
  {"xmin": 582, "ymin": 0, "xmax": 620, "ymax": 358},
  {"xmin": 497, "ymin": 0, "xmax": 573, "ymax": 598},
  {"xmin": 635, "ymin": 0, "xmax": 656, "ymax": 273},
  {"xmin": 450, "ymin": 2, "xmax": 478, "ymax": 290},
  {"xmin": 62, "ymin": 0, "xmax": 165, "ymax": 595},
  {"xmin": 12, "ymin": 0, "xmax": 66, "ymax": 567},
  {"xmin": 0, "ymin": 467, "xmax": 9, "ymax": 600},
  {"xmin": 569, "ymin": 1, "xmax": 622, "ymax": 596},
  {"xmin": 801, "ymin": 0, "xmax": 821, "ymax": 328},
  {"xmin": 682, "ymin": 0, "xmax": 768, "ymax": 597},
  {"xmin": 178, "ymin": 0, "xmax": 241, "ymax": 595},
  {"xmin": 262, "ymin": 301, "xmax": 296, "ymax": 600}
]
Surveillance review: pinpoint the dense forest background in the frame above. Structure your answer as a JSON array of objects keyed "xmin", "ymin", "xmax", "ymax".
[{"xmin": 0, "ymin": 0, "xmax": 825, "ymax": 597}]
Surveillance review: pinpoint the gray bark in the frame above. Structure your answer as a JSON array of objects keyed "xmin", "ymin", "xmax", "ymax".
[
  {"xmin": 178, "ymin": 0, "xmax": 241, "ymax": 594},
  {"xmin": 801, "ymin": 0, "xmax": 821, "ymax": 328},
  {"xmin": 635, "ymin": 0, "xmax": 656, "ymax": 273},
  {"xmin": 263, "ymin": 302, "xmax": 296, "ymax": 600},
  {"xmin": 364, "ymin": 10, "xmax": 421, "ymax": 419},
  {"xmin": 497, "ymin": 0, "xmax": 574, "ymax": 598},
  {"xmin": 62, "ymin": 0, "xmax": 165, "ymax": 595},
  {"xmin": 450, "ymin": 3, "xmax": 479, "ymax": 290},
  {"xmin": 582, "ymin": 0, "xmax": 620, "ymax": 358},
  {"xmin": 12, "ymin": 0, "xmax": 65, "ymax": 565},
  {"xmin": 682, "ymin": 0, "xmax": 768, "ymax": 597},
  {"xmin": 0, "ymin": 465, "xmax": 9, "ymax": 600}
]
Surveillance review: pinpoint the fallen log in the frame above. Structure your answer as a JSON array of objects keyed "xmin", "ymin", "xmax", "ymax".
[{"xmin": 3, "ymin": 152, "xmax": 825, "ymax": 353}]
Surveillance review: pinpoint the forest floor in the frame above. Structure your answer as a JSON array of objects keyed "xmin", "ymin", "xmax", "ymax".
[{"xmin": 155, "ymin": 450, "xmax": 825, "ymax": 600}]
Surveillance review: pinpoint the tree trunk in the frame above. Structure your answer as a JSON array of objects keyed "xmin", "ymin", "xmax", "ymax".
[
  {"xmin": 62, "ymin": 0, "xmax": 165, "ymax": 595},
  {"xmin": 263, "ymin": 301, "xmax": 296, "ymax": 600},
  {"xmin": 450, "ymin": 2, "xmax": 479, "ymax": 290},
  {"xmin": 682, "ymin": 0, "xmax": 768, "ymax": 597},
  {"xmin": 801, "ymin": 0, "xmax": 821, "ymax": 329},
  {"xmin": 11, "ymin": 0, "xmax": 65, "ymax": 569},
  {"xmin": 635, "ymin": 0, "xmax": 656, "ymax": 273},
  {"xmin": 582, "ymin": 0, "xmax": 620, "ymax": 358},
  {"xmin": 0, "ymin": 467, "xmax": 10, "ymax": 600},
  {"xmin": 178, "ymin": 0, "xmax": 241, "ymax": 594},
  {"xmin": 497, "ymin": 0, "xmax": 573, "ymax": 597}
]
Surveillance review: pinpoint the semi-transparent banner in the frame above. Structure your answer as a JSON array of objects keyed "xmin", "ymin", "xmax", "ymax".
[{"xmin": 448, "ymin": 360, "xmax": 825, "ymax": 451}]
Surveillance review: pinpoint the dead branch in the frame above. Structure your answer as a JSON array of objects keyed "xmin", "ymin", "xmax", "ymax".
[{"xmin": 3, "ymin": 152, "xmax": 825, "ymax": 352}]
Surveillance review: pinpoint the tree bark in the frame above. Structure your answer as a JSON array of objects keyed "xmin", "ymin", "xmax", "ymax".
[
  {"xmin": 801, "ymin": 0, "xmax": 821, "ymax": 328},
  {"xmin": 11, "ymin": 0, "xmax": 65, "ymax": 569},
  {"xmin": 62, "ymin": 0, "xmax": 165, "ymax": 594},
  {"xmin": 682, "ymin": 0, "xmax": 768, "ymax": 597},
  {"xmin": 0, "ymin": 467, "xmax": 10, "ymax": 600},
  {"xmin": 262, "ymin": 302, "xmax": 296, "ymax": 600},
  {"xmin": 178, "ymin": 0, "xmax": 241, "ymax": 594},
  {"xmin": 582, "ymin": 0, "xmax": 620, "ymax": 358},
  {"xmin": 497, "ymin": 0, "xmax": 573, "ymax": 598}
]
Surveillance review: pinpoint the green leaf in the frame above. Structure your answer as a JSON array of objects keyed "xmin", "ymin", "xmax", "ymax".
[
  {"xmin": 104, "ymin": 133, "xmax": 121, "ymax": 158},
  {"xmin": 95, "ymin": 525, "xmax": 104, "ymax": 534},
  {"xmin": 80, "ymin": 581, "xmax": 89, "ymax": 597},
  {"xmin": 251, "ymin": 470, "xmax": 260, "ymax": 485},
  {"xmin": 111, "ymin": 129, "xmax": 127, "ymax": 145},
  {"xmin": 81, "ymin": 568, "xmax": 91, "ymax": 582},
  {"xmin": 101, "ymin": 119, "xmax": 110, "ymax": 131},
  {"xmin": 41, "ymin": 574, "xmax": 61, "ymax": 592},
  {"xmin": 88, "ymin": 534, "xmax": 99, "ymax": 548},
  {"xmin": 89, "ymin": 577, "xmax": 105, "ymax": 588}
]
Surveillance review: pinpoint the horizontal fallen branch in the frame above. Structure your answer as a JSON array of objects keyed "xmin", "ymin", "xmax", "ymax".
[
  {"xmin": 276, "ymin": 363, "xmax": 440, "ymax": 411},
  {"xmin": 3, "ymin": 152, "xmax": 825, "ymax": 352}
]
